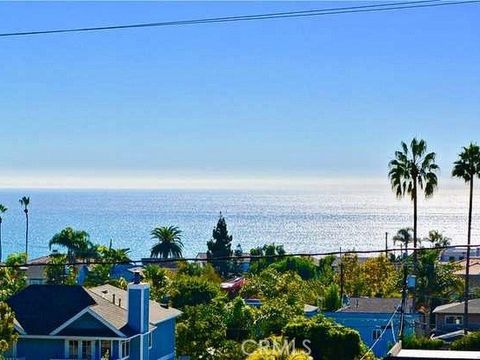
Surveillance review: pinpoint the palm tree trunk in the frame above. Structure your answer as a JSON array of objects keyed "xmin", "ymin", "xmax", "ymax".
[
  {"xmin": 413, "ymin": 178, "xmax": 418, "ymax": 310},
  {"xmin": 25, "ymin": 211, "xmax": 29, "ymax": 259},
  {"xmin": 464, "ymin": 178, "xmax": 474, "ymax": 334},
  {"xmin": 0, "ymin": 218, "xmax": 2, "ymax": 263}
]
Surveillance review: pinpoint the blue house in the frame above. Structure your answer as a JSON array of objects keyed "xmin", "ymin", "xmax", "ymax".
[
  {"xmin": 5, "ymin": 276, "xmax": 181, "ymax": 360},
  {"xmin": 325, "ymin": 297, "xmax": 419, "ymax": 358}
]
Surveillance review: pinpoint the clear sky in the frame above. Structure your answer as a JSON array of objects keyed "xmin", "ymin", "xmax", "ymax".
[{"xmin": 0, "ymin": 1, "xmax": 479, "ymax": 188}]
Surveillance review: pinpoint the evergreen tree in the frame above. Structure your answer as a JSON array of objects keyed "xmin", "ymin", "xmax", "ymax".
[{"xmin": 207, "ymin": 213, "xmax": 233, "ymax": 277}]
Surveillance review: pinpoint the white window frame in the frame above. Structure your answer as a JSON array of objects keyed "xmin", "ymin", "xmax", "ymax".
[
  {"xmin": 148, "ymin": 332, "xmax": 153, "ymax": 349},
  {"xmin": 445, "ymin": 315, "xmax": 463, "ymax": 326},
  {"xmin": 65, "ymin": 339, "xmax": 94, "ymax": 359},
  {"xmin": 120, "ymin": 339, "xmax": 130, "ymax": 359}
]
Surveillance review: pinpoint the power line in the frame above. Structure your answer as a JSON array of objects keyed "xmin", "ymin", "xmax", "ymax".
[
  {"xmin": 0, "ymin": 0, "xmax": 478, "ymax": 38},
  {"xmin": 0, "ymin": 244, "xmax": 473, "ymax": 268}
]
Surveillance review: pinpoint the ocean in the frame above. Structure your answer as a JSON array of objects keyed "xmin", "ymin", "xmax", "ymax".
[{"xmin": 0, "ymin": 182, "xmax": 478, "ymax": 261}]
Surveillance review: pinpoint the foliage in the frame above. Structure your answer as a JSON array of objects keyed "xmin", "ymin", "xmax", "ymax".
[
  {"xmin": 338, "ymin": 254, "xmax": 398, "ymax": 297},
  {"xmin": 0, "ymin": 302, "xmax": 18, "ymax": 355},
  {"xmin": 402, "ymin": 334, "xmax": 443, "ymax": 350},
  {"xmin": 49, "ymin": 227, "xmax": 98, "ymax": 262},
  {"xmin": 249, "ymin": 243, "xmax": 286, "ymax": 274},
  {"xmin": 150, "ymin": 225, "xmax": 183, "ymax": 259},
  {"xmin": 423, "ymin": 230, "xmax": 451, "ymax": 248},
  {"xmin": 97, "ymin": 245, "xmax": 130, "ymax": 263},
  {"xmin": 452, "ymin": 143, "xmax": 480, "ymax": 183},
  {"xmin": 45, "ymin": 253, "xmax": 77, "ymax": 285},
  {"xmin": 176, "ymin": 303, "xmax": 227, "ymax": 359},
  {"xmin": 170, "ymin": 275, "xmax": 220, "ymax": 309},
  {"xmin": 142, "ymin": 265, "xmax": 172, "ymax": 302},
  {"xmin": 240, "ymin": 268, "xmax": 318, "ymax": 306},
  {"xmin": 256, "ymin": 297, "xmax": 303, "ymax": 338},
  {"xmin": 451, "ymin": 331, "xmax": 480, "ymax": 351},
  {"xmin": 323, "ymin": 283, "xmax": 341, "ymax": 311},
  {"xmin": 247, "ymin": 347, "xmax": 312, "ymax": 360},
  {"xmin": 207, "ymin": 214, "xmax": 234, "ymax": 277},
  {"xmin": 224, "ymin": 297, "xmax": 256, "ymax": 340},
  {"xmin": 393, "ymin": 228, "xmax": 415, "ymax": 251},
  {"xmin": 177, "ymin": 262, "xmax": 222, "ymax": 284},
  {"xmin": 317, "ymin": 255, "xmax": 336, "ymax": 286},
  {"xmin": 0, "ymin": 253, "xmax": 27, "ymax": 301},
  {"xmin": 416, "ymin": 249, "xmax": 462, "ymax": 311},
  {"xmin": 270, "ymin": 257, "xmax": 318, "ymax": 280},
  {"xmin": 283, "ymin": 315, "xmax": 366, "ymax": 360}
]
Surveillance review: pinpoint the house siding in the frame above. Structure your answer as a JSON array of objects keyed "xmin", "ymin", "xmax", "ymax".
[
  {"xmin": 148, "ymin": 319, "xmax": 176, "ymax": 360},
  {"xmin": 435, "ymin": 313, "xmax": 480, "ymax": 333},
  {"xmin": 325, "ymin": 312, "xmax": 419, "ymax": 358},
  {"xmin": 12, "ymin": 338, "xmax": 65, "ymax": 360}
]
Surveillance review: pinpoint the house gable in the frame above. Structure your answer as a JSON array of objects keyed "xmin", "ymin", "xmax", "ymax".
[{"xmin": 55, "ymin": 311, "xmax": 121, "ymax": 337}]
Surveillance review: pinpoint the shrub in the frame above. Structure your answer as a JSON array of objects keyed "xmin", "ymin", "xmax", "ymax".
[
  {"xmin": 451, "ymin": 332, "xmax": 480, "ymax": 351},
  {"xmin": 270, "ymin": 257, "xmax": 318, "ymax": 280},
  {"xmin": 323, "ymin": 283, "xmax": 341, "ymax": 311},
  {"xmin": 170, "ymin": 275, "xmax": 220, "ymax": 308},
  {"xmin": 402, "ymin": 334, "xmax": 443, "ymax": 350}
]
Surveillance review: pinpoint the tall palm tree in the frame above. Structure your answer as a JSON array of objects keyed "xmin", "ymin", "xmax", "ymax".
[
  {"xmin": 150, "ymin": 226, "xmax": 184, "ymax": 259},
  {"xmin": 452, "ymin": 143, "xmax": 480, "ymax": 333},
  {"xmin": 49, "ymin": 227, "xmax": 98, "ymax": 262},
  {"xmin": 423, "ymin": 230, "xmax": 451, "ymax": 248},
  {"xmin": 393, "ymin": 227, "xmax": 415, "ymax": 255},
  {"xmin": 19, "ymin": 196, "xmax": 30, "ymax": 259},
  {"xmin": 389, "ymin": 138, "xmax": 439, "ymax": 273},
  {"xmin": 0, "ymin": 204, "xmax": 7, "ymax": 262}
]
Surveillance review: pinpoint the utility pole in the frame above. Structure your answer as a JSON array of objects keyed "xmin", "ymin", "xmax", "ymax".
[
  {"xmin": 399, "ymin": 246, "xmax": 408, "ymax": 341},
  {"xmin": 385, "ymin": 232, "xmax": 389, "ymax": 258},
  {"xmin": 339, "ymin": 247, "xmax": 344, "ymax": 305}
]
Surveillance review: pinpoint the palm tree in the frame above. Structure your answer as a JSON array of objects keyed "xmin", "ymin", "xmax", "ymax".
[
  {"xmin": 452, "ymin": 143, "xmax": 480, "ymax": 333},
  {"xmin": 393, "ymin": 227, "xmax": 415, "ymax": 255},
  {"xmin": 49, "ymin": 227, "xmax": 98, "ymax": 262},
  {"xmin": 389, "ymin": 138, "xmax": 439, "ymax": 273},
  {"xmin": 423, "ymin": 230, "xmax": 451, "ymax": 248},
  {"xmin": 19, "ymin": 196, "xmax": 30, "ymax": 259},
  {"xmin": 0, "ymin": 204, "xmax": 7, "ymax": 262},
  {"xmin": 150, "ymin": 226, "xmax": 184, "ymax": 259}
]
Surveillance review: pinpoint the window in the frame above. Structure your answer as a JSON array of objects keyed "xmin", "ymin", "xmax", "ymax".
[
  {"xmin": 446, "ymin": 315, "xmax": 463, "ymax": 326},
  {"xmin": 121, "ymin": 340, "xmax": 130, "ymax": 358},
  {"xmin": 372, "ymin": 329, "xmax": 382, "ymax": 341},
  {"xmin": 101, "ymin": 340, "xmax": 112, "ymax": 359},
  {"xmin": 82, "ymin": 340, "xmax": 92, "ymax": 359},
  {"xmin": 68, "ymin": 340, "xmax": 79, "ymax": 359},
  {"xmin": 148, "ymin": 332, "xmax": 153, "ymax": 348}
]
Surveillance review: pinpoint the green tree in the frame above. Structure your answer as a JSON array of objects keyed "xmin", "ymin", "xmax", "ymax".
[
  {"xmin": 224, "ymin": 296, "xmax": 256, "ymax": 340},
  {"xmin": 49, "ymin": 227, "xmax": 98, "ymax": 262},
  {"xmin": 0, "ymin": 253, "xmax": 27, "ymax": 301},
  {"xmin": 452, "ymin": 143, "xmax": 480, "ymax": 332},
  {"xmin": 270, "ymin": 257, "xmax": 317, "ymax": 280},
  {"xmin": 389, "ymin": 138, "xmax": 439, "ymax": 276},
  {"xmin": 143, "ymin": 265, "xmax": 172, "ymax": 302},
  {"xmin": 283, "ymin": 315, "xmax": 367, "ymax": 360},
  {"xmin": 150, "ymin": 226, "xmax": 183, "ymax": 259},
  {"xmin": 0, "ymin": 204, "xmax": 7, "ymax": 263},
  {"xmin": 45, "ymin": 253, "xmax": 77, "ymax": 285},
  {"xmin": 176, "ymin": 303, "xmax": 227, "ymax": 359},
  {"xmin": 423, "ymin": 230, "xmax": 451, "ymax": 248},
  {"xmin": 393, "ymin": 227, "xmax": 415, "ymax": 254},
  {"xmin": 170, "ymin": 275, "xmax": 220, "ymax": 309},
  {"xmin": 207, "ymin": 214, "xmax": 233, "ymax": 277},
  {"xmin": 18, "ymin": 196, "xmax": 30, "ymax": 259},
  {"xmin": 249, "ymin": 243, "xmax": 286, "ymax": 274},
  {"xmin": 0, "ymin": 302, "xmax": 18, "ymax": 356},
  {"xmin": 323, "ymin": 283, "xmax": 341, "ymax": 311},
  {"xmin": 452, "ymin": 331, "xmax": 480, "ymax": 351}
]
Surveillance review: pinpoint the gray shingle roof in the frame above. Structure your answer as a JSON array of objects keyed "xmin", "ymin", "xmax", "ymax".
[
  {"xmin": 89, "ymin": 284, "xmax": 182, "ymax": 325},
  {"xmin": 433, "ymin": 299, "xmax": 480, "ymax": 314}
]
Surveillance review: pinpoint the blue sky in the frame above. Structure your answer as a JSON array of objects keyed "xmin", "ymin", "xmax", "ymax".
[{"xmin": 0, "ymin": 1, "xmax": 479, "ymax": 188}]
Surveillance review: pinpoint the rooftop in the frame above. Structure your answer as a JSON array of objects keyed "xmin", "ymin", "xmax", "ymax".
[
  {"xmin": 433, "ymin": 299, "xmax": 480, "ymax": 314},
  {"xmin": 337, "ymin": 297, "xmax": 414, "ymax": 313}
]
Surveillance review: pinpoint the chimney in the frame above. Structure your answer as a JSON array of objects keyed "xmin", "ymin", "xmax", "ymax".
[
  {"xmin": 112, "ymin": 294, "xmax": 116, "ymax": 304},
  {"xmin": 127, "ymin": 271, "xmax": 149, "ymax": 335},
  {"xmin": 118, "ymin": 298, "xmax": 122, "ymax": 307}
]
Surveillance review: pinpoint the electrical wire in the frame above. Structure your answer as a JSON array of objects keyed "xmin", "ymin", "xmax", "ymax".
[{"xmin": 0, "ymin": 0, "xmax": 478, "ymax": 38}]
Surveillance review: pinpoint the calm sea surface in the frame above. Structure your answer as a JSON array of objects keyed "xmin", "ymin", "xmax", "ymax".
[{"xmin": 0, "ymin": 183, "xmax": 478, "ymax": 260}]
